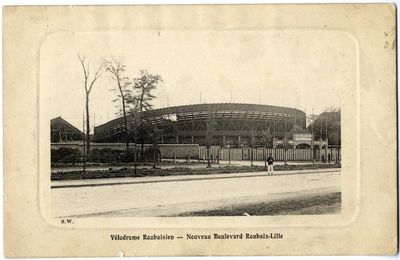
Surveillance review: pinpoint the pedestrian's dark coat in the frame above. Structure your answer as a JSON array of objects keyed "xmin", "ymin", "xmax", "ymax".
[{"xmin": 267, "ymin": 156, "xmax": 274, "ymax": 165}]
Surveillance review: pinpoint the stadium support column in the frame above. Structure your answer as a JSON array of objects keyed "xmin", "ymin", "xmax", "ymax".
[
  {"xmin": 176, "ymin": 135, "xmax": 179, "ymax": 144},
  {"xmin": 191, "ymin": 136, "xmax": 194, "ymax": 144}
]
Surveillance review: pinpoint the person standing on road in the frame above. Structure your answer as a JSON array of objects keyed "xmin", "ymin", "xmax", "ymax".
[{"xmin": 267, "ymin": 153, "xmax": 274, "ymax": 175}]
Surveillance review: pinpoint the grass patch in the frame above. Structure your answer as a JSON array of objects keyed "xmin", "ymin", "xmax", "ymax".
[{"xmin": 51, "ymin": 163, "xmax": 340, "ymax": 181}]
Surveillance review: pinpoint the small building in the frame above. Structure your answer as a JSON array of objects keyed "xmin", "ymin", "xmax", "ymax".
[
  {"xmin": 273, "ymin": 133, "xmax": 328, "ymax": 149},
  {"xmin": 51, "ymin": 116, "xmax": 84, "ymax": 142}
]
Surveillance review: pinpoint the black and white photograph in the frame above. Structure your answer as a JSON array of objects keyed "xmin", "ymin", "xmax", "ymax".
[
  {"xmin": 46, "ymin": 29, "xmax": 345, "ymax": 218},
  {"xmin": 4, "ymin": 4, "xmax": 397, "ymax": 257}
]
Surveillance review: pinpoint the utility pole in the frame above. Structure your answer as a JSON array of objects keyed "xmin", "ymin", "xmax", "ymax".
[
  {"xmin": 82, "ymin": 111, "xmax": 86, "ymax": 172},
  {"xmin": 337, "ymin": 115, "xmax": 340, "ymax": 164},
  {"xmin": 228, "ymin": 145, "xmax": 231, "ymax": 166},
  {"xmin": 325, "ymin": 117, "xmax": 328, "ymax": 159},
  {"xmin": 325, "ymin": 117, "xmax": 328, "ymax": 140},
  {"xmin": 311, "ymin": 108, "xmax": 315, "ymax": 164},
  {"xmin": 320, "ymin": 115, "xmax": 323, "ymax": 139},
  {"xmin": 273, "ymin": 117, "xmax": 276, "ymax": 138},
  {"xmin": 284, "ymin": 121, "xmax": 287, "ymax": 165},
  {"xmin": 305, "ymin": 106, "xmax": 307, "ymax": 127}
]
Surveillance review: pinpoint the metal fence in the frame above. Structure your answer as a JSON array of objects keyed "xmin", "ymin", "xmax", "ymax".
[{"xmin": 199, "ymin": 147, "xmax": 341, "ymax": 162}]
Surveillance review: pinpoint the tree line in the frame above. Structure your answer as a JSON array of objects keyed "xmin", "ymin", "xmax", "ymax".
[
  {"xmin": 307, "ymin": 108, "xmax": 341, "ymax": 146},
  {"xmin": 78, "ymin": 55, "xmax": 163, "ymax": 170}
]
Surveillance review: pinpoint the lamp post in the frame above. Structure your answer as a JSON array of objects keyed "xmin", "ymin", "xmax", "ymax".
[
  {"xmin": 325, "ymin": 118, "xmax": 328, "ymax": 162},
  {"xmin": 206, "ymin": 143, "xmax": 211, "ymax": 168}
]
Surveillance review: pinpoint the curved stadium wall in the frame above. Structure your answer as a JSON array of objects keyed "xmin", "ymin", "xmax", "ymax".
[{"xmin": 93, "ymin": 103, "xmax": 306, "ymax": 147}]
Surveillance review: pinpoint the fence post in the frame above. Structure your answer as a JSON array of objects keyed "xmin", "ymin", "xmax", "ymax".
[{"xmin": 229, "ymin": 147, "xmax": 231, "ymax": 165}]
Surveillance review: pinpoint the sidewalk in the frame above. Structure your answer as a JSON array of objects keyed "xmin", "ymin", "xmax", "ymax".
[{"xmin": 51, "ymin": 168, "xmax": 340, "ymax": 189}]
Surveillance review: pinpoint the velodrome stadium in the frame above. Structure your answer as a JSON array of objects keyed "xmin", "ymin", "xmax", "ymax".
[{"xmin": 93, "ymin": 103, "xmax": 306, "ymax": 147}]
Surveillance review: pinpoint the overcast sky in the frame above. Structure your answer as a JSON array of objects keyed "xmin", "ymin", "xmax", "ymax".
[{"xmin": 41, "ymin": 30, "xmax": 356, "ymax": 132}]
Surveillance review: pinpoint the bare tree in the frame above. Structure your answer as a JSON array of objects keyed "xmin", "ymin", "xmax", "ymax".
[
  {"xmin": 104, "ymin": 59, "xmax": 132, "ymax": 154},
  {"xmin": 78, "ymin": 54, "xmax": 103, "ymax": 157}
]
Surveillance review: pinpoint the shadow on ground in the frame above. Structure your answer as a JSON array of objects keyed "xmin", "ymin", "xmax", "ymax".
[{"xmin": 171, "ymin": 192, "xmax": 341, "ymax": 216}]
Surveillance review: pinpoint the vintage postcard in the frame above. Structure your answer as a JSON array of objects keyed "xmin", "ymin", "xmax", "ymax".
[{"xmin": 3, "ymin": 4, "xmax": 397, "ymax": 256}]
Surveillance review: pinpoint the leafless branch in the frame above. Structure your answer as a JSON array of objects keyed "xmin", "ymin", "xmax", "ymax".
[
  {"xmin": 88, "ymin": 64, "xmax": 103, "ymax": 94},
  {"xmin": 77, "ymin": 53, "xmax": 89, "ymax": 92}
]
